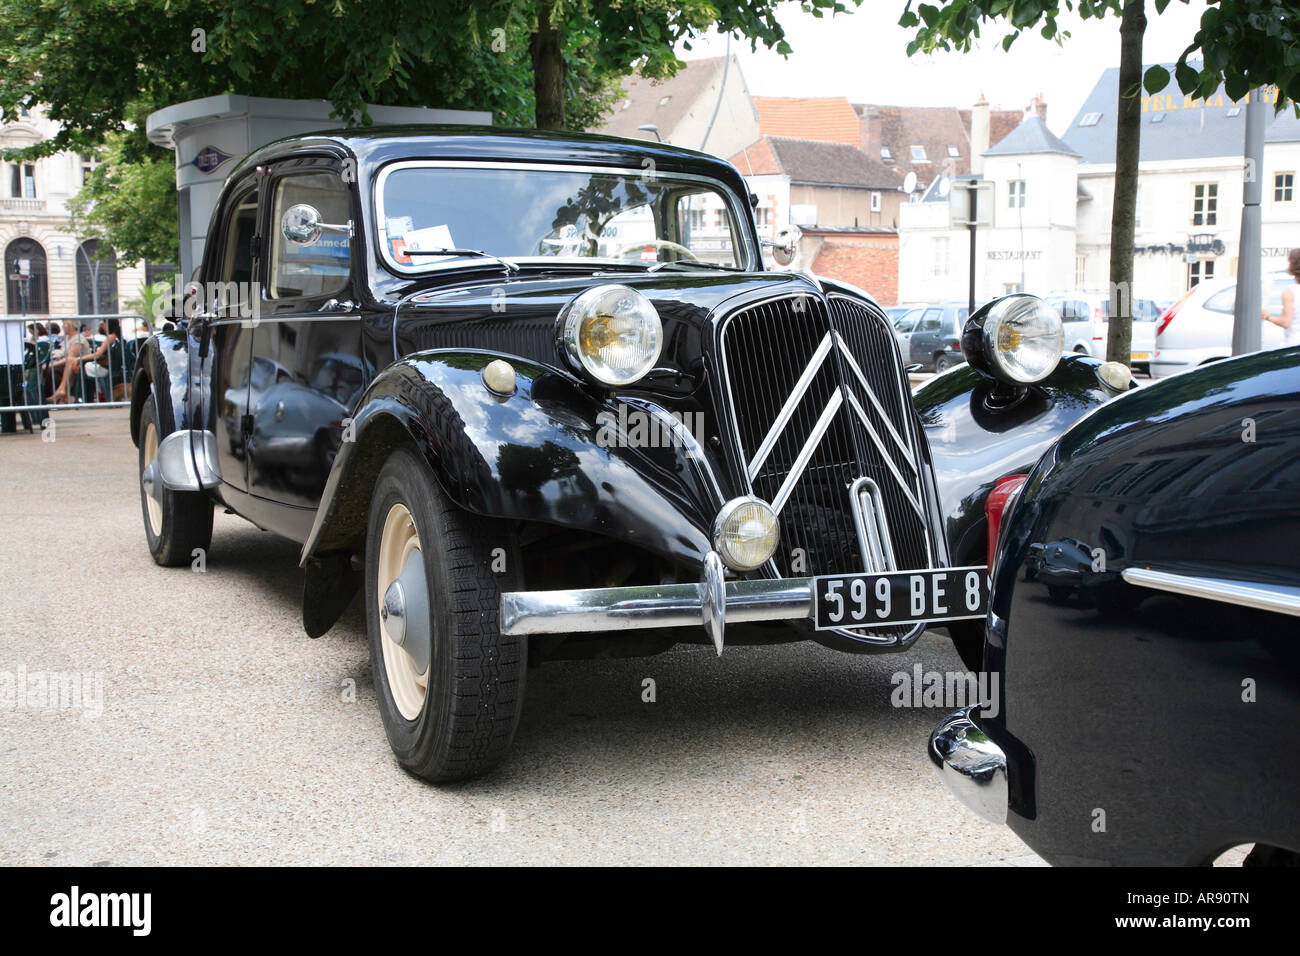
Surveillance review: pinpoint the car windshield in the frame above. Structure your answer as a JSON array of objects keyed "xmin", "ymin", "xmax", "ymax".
[{"xmin": 378, "ymin": 163, "xmax": 749, "ymax": 272}]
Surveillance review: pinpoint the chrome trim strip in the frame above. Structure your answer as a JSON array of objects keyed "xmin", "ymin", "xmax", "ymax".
[
  {"xmin": 929, "ymin": 708, "xmax": 1008, "ymax": 826},
  {"xmin": 1122, "ymin": 567, "xmax": 1300, "ymax": 617},
  {"xmin": 770, "ymin": 388, "xmax": 844, "ymax": 515},
  {"xmin": 848, "ymin": 477, "xmax": 897, "ymax": 573},
  {"xmin": 373, "ymin": 159, "xmax": 760, "ymax": 275},
  {"xmin": 834, "ymin": 331, "xmax": 916, "ymax": 471},
  {"xmin": 843, "ymin": 389, "xmax": 923, "ymax": 516},
  {"xmin": 746, "ymin": 328, "xmax": 833, "ymax": 481}
]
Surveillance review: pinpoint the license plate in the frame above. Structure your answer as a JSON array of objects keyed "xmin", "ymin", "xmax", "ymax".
[
  {"xmin": 813, "ymin": 566, "xmax": 989, "ymax": 630},
  {"xmin": 1131, "ymin": 351, "xmax": 1150, "ymax": 360}
]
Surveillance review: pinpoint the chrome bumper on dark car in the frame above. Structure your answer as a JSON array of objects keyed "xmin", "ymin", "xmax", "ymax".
[
  {"xmin": 499, "ymin": 551, "xmax": 810, "ymax": 656},
  {"xmin": 928, "ymin": 707, "xmax": 1008, "ymax": 825}
]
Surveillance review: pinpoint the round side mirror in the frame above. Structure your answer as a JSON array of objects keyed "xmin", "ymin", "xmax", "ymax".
[
  {"xmin": 770, "ymin": 225, "xmax": 802, "ymax": 267},
  {"xmin": 281, "ymin": 204, "xmax": 323, "ymax": 246}
]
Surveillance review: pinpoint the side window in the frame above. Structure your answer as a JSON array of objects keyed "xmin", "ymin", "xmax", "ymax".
[
  {"xmin": 919, "ymin": 308, "xmax": 941, "ymax": 331},
  {"xmin": 1203, "ymin": 287, "xmax": 1237, "ymax": 314},
  {"xmin": 269, "ymin": 171, "xmax": 352, "ymax": 300},
  {"xmin": 219, "ymin": 187, "xmax": 258, "ymax": 285}
]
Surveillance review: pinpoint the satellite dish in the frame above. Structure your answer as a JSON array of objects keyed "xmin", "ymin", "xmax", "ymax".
[
  {"xmin": 938, "ymin": 177, "xmax": 951, "ymax": 198},
  {"xmin": 902, "ymin": 171, "xmax": 918, "ymax": 195}
]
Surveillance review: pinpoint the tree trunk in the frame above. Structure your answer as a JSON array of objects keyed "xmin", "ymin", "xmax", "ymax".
[
  {"xmin": 1106, "ymin": 0, "xmax": 1146, "ymax": 367},
  {"xmin": 531, "ymin": 2, "xmax": 565, "ymax": 130}
]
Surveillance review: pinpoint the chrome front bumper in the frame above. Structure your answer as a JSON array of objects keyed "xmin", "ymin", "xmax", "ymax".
[
  {"xmin": 928, "ymin": 708, "xmax": 1008, "ymax": 825},
  {"xmin": 499, "ymin": 551, "xmax": 811, "ymax": 655}
]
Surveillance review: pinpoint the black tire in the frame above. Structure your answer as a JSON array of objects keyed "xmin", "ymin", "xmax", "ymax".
[
  {"xmin": 934, "ymin": 352, "xmax": 957, "ymax": 373},
  {"xmin": 138, "ymin": 394, "xmax": 213, "ymax": 567},
  {"xmin": 365, "ymin": 445, "xmax": 525, "ymax": 783}
]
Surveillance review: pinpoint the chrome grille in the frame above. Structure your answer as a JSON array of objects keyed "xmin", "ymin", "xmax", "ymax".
[{"xmin": 719, "ymin": 293, "xmax": 930, "ymax": 587}]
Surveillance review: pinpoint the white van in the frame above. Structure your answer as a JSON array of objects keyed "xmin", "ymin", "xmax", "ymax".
[{"xmin": 1151, "ymin": 272, "xmax": 1293, "ymax": 378}]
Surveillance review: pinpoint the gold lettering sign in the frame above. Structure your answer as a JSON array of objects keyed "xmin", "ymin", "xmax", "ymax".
[{"xmin": 1141, "ymin": 86, "xmax": 1279, "ymax": 113}]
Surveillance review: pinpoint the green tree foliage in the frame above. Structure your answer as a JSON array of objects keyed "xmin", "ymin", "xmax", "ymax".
[{"xmin": 67, "ymin": 130, "xmax": 179, "ymax": 267}]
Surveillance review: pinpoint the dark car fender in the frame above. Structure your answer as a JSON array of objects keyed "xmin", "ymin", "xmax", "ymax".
[
  {"xmin": 911, "ymin": 353, "xmax": 1128, "ymax": 569},
  {"xmin": 981, "ymin": 345, "xmax": 1300, "ymax": 864},
  {"xmin": 129, "ymin": 328, "xmax": 195, "ymax": 447},
  {"xmin": 298, "ymin": 349, "xmax": 721, "ymax": 633}
]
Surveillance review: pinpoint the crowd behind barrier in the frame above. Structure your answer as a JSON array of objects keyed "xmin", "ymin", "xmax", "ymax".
[{"xmin": 0, "ymin": 314, "xmax": 160, "ymax": 434}]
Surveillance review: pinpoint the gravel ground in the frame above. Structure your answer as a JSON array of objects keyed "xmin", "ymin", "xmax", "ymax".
[{"xmin": 0, "ymin": 407, "xmax": 1048, "ymax": 865}]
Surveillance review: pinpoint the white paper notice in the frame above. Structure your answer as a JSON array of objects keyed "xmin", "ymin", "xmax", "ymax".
[{"xmin": 403, "ymin": 225, "xmax": 456, "ymax": 253}]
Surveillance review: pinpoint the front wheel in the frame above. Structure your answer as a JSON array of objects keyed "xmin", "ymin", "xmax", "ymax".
[
  {"xmin": 138, "ymin": 394, "xmax": 213, "ymax": 566},
  {"xmin": 365, "ymin": 446, "xmax": 525, "ymax": 783}
]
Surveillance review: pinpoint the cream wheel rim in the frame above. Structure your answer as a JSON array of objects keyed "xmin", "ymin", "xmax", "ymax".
[
  {"xmin": 378, "ymin": 502, "xmax": 428, "ymax": 721},
  {"xmin": 142, "ymin": 421, "xmax": 163, "ymax": 535}
]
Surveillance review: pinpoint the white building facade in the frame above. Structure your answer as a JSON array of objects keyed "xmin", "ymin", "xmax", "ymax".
[
  {"xmin": 2, "ymin": 107, "xmax": 148, "ymax": 319},
  {"xmin": 899, "ymin": 72, "xmax": 1300, "ymax": 307}
]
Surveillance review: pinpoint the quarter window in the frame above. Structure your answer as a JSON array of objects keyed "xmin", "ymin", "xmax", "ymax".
[
  {"xmin": 269, "ymin": 171, "xmax": 352, "ymax": 300},
  {"xmin": 1192, "ymin": 183, "xmax": 1217, "ymax": 226}
]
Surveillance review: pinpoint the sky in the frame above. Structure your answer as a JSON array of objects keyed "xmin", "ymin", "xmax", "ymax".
[{"xmin": 679, "ymin": 1, "xmax": 1210, "ymax": 136}]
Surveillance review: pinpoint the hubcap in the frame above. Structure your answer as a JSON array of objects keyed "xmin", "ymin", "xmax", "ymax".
[
  {"xmin": 377, "ymin": 502, "xmax": 428, "ymax": 721},
  {"xmin": 141, "ymin": 422, "xmax": 163, "ymax": 535}
]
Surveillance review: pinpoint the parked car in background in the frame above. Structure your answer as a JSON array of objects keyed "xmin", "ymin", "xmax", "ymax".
[
  {"xmin": 130, "ymin": 127, "xmax": 1124, "ymax": 783},
  {"xmin": 1043, "ymin": 291, "xmax": 1158, "ymax": 372},
  {"xmin": 890, "ymin": 305, "xmax": 926, "ymax": 357},
  {"xmin": 930, "ymin": 345, "xmax": 1300, "ymax": 864},
  {"xmin": 1151, "ymin": 272, "xmax": 1291, "ymax": 378},
  {"xmin": 908, "ymin": 301, "xmax": 974, "ymax": 371}
]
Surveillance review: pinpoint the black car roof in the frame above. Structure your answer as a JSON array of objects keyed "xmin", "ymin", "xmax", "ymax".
[{"xmin": 233, "ymin": 124, "xmax": 751, "ymax": 195}]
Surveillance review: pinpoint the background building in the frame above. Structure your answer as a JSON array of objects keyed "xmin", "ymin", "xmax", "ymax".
[{"xmin": 2, "ymin": 107, "xmax": 147, "ymax": 318}]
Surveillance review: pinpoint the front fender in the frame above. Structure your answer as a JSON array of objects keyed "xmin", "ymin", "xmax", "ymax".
[
  {"xmin": 129, "ymin": 329, "xmax": 193, "ymax": 446},
  {"xmin": 300, "ymin": 350, "xmax": 719, "ymax": 570},
  {"xmin": 912, "ymin": 354, "xmax": 1128, "ymax": 567}
]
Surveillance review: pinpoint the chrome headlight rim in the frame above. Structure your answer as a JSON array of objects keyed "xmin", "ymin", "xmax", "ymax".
[
  {"xmin": 964, "ymin": 294, "xmax": 1064, "ymax": 385},
  {"xmin": 557, "ymin": 283, "xmax": 663, "ymax": 387},
  {"xmin": 712, "ymin": 495, "xmax": 780, "ymax": 572}
]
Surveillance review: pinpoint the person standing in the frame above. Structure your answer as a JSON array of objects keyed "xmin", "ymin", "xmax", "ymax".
[
  {"xmin": 1, "ymin": 317, "xmax": 32, "ymax": 433},
  {"xmin": 1262, "ymin": 248, "xmax": 1300, "ymax": 347}
]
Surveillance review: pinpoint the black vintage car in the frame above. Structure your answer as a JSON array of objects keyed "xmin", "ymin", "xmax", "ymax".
[
  {"xmin": 130, "ymin": 126, "xmax": 1129, "ymax": 782},
  {"xmin": 931, "ymin": 345, "xmax": 1300, "ymax": 865}
]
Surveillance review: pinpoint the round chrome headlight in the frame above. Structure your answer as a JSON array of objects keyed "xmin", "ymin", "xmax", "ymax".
[
  {"xmin": 963, "ymin": 294, "xmax": 1064, "ymax": 384},
  {"xmin": 713, "ymin": 497, "xmax": 779, "ymax": 572},
  {"xmin": 558, "ymin": 284, "xmax": 663, "ymax": 386}
]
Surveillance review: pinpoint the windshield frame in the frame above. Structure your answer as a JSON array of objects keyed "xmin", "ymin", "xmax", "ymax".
[{"xmin": 372, "ymin": 159, "xmax": 759, "ymax": 277}]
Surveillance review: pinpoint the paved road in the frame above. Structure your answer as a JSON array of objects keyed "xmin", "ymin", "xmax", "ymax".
[{"xmin": 0, "ymin": 408, "xmax": 1043, "ymax": 865}]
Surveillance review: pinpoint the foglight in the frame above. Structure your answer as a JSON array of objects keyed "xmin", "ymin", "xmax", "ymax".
[{"xmin": 713, "ymin": 497, "xmax": 779, "ymax": 572}]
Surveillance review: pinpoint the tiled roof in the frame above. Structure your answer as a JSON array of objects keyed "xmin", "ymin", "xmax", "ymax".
[
  {"xmin": 985, "ymin": 116, "xmax": 1079, "ymax": 157},
  {"xmin": 854, "ymin": 102, "xmax": 1022, "ymax": 179},
  {"xmin": 598, "ymin": 56, "xmax": 731, "ymax": 142},
  {"xmin": 1063, "ymin": 64, "xmax": 1299, "ymax": 162},
  {"xmin": 729, "ymin": 136, "xmax": 904, "ymax": 189},
  {"xmin": 753, "ymin": 96, "xmax": 861, "ymax": 145}
]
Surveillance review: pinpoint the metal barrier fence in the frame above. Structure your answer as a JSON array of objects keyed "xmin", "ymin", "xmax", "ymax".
[{"xmin": 0, "ymin": 314, "xmax": 155, "ymax": 427}]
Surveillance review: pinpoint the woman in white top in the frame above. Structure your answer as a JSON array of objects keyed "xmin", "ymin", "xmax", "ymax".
[{"xmin": 1262, "ymin": 248, "xmax": 1300, "ymax": 347}]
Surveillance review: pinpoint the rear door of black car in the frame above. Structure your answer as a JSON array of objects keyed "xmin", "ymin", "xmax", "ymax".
[{"xmin": 245, "ymin": 160, "xmax": 365, "ymax": 517}]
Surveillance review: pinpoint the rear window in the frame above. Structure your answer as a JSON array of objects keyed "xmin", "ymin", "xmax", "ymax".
[{"xmin": 1204, "ymin": 279, "xmax": 1292, "ymax": 315}]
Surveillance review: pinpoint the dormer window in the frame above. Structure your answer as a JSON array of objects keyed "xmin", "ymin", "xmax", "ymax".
[
  {"xmin": 881, "ymin": 147, "xmax": 892, "ymax": 161},
  {"xmin": 910, "ymin": 145, "xmax": 928, "ymax": 163},
  {"xmin": 1078, "ymin": 112, "xmax": 1102, "ymax": 127},
  {"xmin": 947, "ymin": 145, "xmax": 960, "ymax": 158}
]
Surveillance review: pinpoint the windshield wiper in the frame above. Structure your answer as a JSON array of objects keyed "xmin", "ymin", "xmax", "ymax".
[
  {"xmin": 403, "ymin": 248, "xmax": 519, "ymax": 274},
  {"xmin": 645, "ymin": 259, "xmax": 743, "ymax": 273}
]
